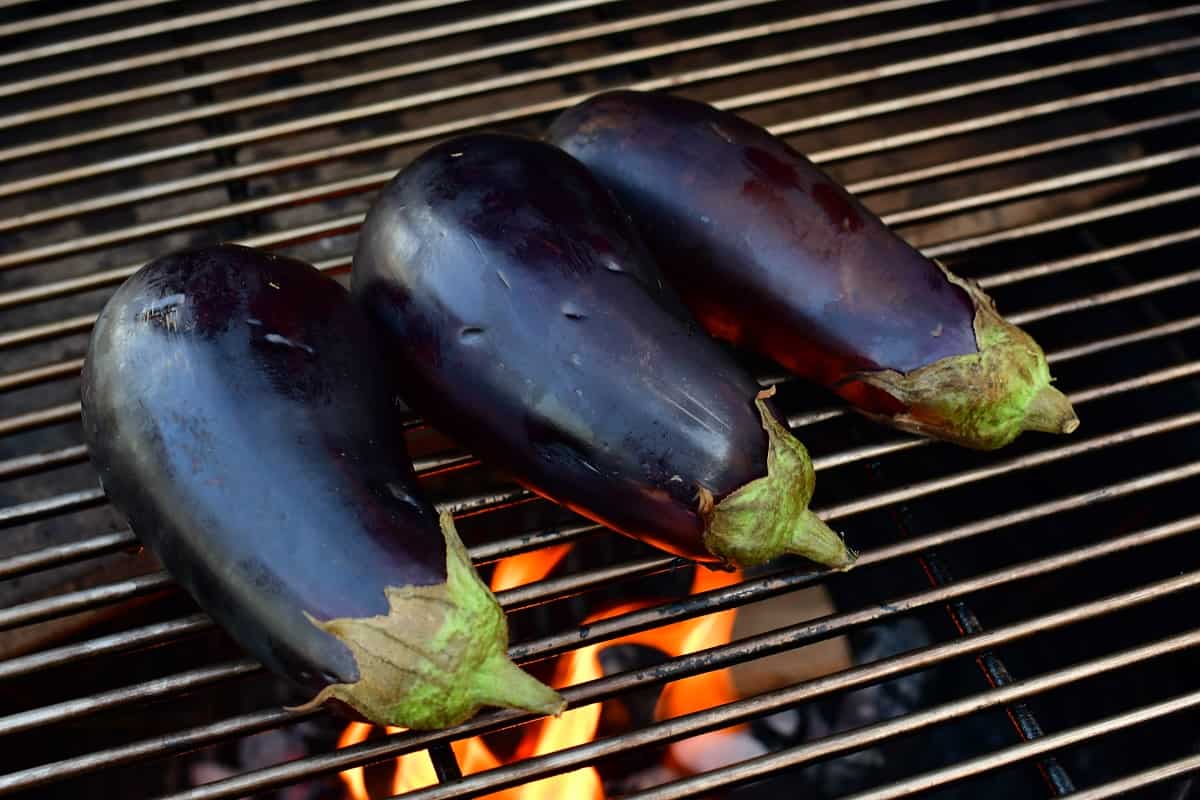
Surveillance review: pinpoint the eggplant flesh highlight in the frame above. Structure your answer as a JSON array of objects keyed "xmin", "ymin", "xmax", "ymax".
[
  {"xmin": 548, "ymin": 90, "xmax": 1079, "ymax": 450},
  {"xmin": 81, "ymin": 244, "xmax": 562, "ymax": 729},
  {"xmin": 353, "ymin": 133, "xmax": 854, "ymax": 570}
]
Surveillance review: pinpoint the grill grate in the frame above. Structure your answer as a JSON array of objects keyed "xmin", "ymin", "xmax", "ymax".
[{"xmin": 3, "ymin": 0, "xmax": 1200, "ymax": 797}]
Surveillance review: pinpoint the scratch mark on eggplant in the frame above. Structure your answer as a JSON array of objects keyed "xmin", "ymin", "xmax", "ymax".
[
  {"xmin": 263, "ymin": 332, "xmax": 315, "ymax": 355},
  {"xmin": 495, "ymin": 269, "xmax": 511, "ymax": 290},
  {"xmin": 709, "ymin": 122, "xmax": 735, "ymax": 143},
  {"xmin": 660, "ymin": 391, "xmax": 720, "ymax": 435},
  {"xmin": 140, "ymin": 293, "xmax": 185, "ymax": 330},
  {"xmin": 677, "ymin": 385, "xmax": 732, "ymax": 431}
]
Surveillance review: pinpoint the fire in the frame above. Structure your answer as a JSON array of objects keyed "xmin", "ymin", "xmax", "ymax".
[{"xmin": 338, "ymin": 544, "xmax": 743, "ymax": 799}]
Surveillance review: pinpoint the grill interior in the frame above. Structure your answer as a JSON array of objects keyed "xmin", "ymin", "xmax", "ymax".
[{"xmin": 4, "ymin": 0, "xmax": 1200, "ymax": 797}]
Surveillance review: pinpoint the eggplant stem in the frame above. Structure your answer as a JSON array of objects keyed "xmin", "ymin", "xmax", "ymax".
[
  {"xmin": 1022, "ymin": 384, "xmax": 1080, "ymax": 435},
  {"xmin": 700, "ymin": 391, "xmax": 856, "ymax": 569},
  {"xmin": 295, "ymin": 512, "xmax": 563, "ymax": 729},
  {"xmin": 470, "ymin": 649, "xmax": 566, "ymax": 717},
  {"xmin": 853, "ymin": 263, "xmax": 1080, "ymax": 450}
]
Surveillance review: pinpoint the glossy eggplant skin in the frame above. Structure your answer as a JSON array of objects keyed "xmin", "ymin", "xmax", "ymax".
[
  {"xmin": 549, "ymin": 91, "xmax": 1078, "ymax": 449},
  {"xmin": 81, "ymin": 244, "xmax": 561, "ymax": 729},
  {"xmin": 354, "ymin": 134, "xmax": 853, "ymax": 570}
]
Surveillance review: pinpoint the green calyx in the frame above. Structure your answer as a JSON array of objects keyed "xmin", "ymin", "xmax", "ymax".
[
  {"xmin": 855, "ymin": 264, "xmax": 1079, "ymax": 450},
  {"xmin": 292, "ymin": 512, "xmax": 564, "ymax": 729},
  {"xmin": 700, "ymin": 388, "xmax": 856, "ymax": 570}
]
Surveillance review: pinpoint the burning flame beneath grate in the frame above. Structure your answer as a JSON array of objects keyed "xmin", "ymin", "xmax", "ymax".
[{"xmin": 338, "ymin": 543, "xmax": 743, "ymax": 799}]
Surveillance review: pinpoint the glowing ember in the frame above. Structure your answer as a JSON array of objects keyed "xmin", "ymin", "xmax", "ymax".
[{"xmin": 337, "ymin": 543, "xmax": 743, "ymax": 799}]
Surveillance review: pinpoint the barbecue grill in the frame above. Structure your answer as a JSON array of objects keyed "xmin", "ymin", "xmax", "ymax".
[{"xmin": 4, "ymin": 0, "xmax": 1200, "ymax": 797}]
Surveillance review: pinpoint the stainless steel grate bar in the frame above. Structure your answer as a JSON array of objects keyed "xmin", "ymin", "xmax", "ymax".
[
  {"xmin": 0, "ymin": 0, "xmax": 790, "ymax": 166},
  {"xmin": 7, "ymin": 89, "xmax": 1197, "ymax": 338},
  {"xmin": 844, "ymin": 693, "xmax": 1200, "ymax": 799},
  {"xmin": 3, "ymin": 307, "xmax": 1192, "ymax": 590},
  {"xmin": 0, "ymin": 0, "xmax": 324, "ymax": 70},
  {"xmin": 883, "ymin": 143, "xmax": 1200, "ymax": 228},
  {"xmin": 454, "ymin": 568, "xmax": 1200, "ymax": 800},
  {"xmin": 0, "ymin": 445, "xmax": 88, "ymax": 482},
  {"xmin": 1, "ymin": 2, "xmax": 1197, "ymax": 796},
  {"xmin": 7, "ymin": 63, "xmax": 1195, "ymax": 291},
  {"xmin": 0, "ymin": 357, "xmax": 85, "ymax": 394},
  {"xmin": 0, "ymin": 402, "xmax": 81, "ymax": 439},
  {"xmin": 0, "ymin": 660, "xmax": 260, "ymax": 739},
  {"xmin": 0, "ymin": 613, "xmax": 212, "ymax": 683},
  {"xmin": 1063, "ymin": 754, "xmax": 1200, "ymax": 799},
  {"xmin": 9, "ymin": 424, "xmax": 1200, "ymax": 681},
  {"xmin": 9, "ymin": 459, "xmax": 1200, "ymax": 795},
  {"xmin": 2, "ymin": 307, "xmax": 1196, "ymax": 608},
  {"xmin": 0, "ymin": 556, "xmax": 687, "ymax": 737},
  {"xmin": 623, "ymin": 630, "xmax": 1200, "ymax": 800},
  {"xmin": 0, "ymin": 0, "xmax": 182, "ymax": 39},
  {"xmin": 0, "ymin": 572, "xmax": 172, "ymax": 633},
  {"xmin": 187, "ymin": 529, "xmax": 1200, "ymax": 800},
  {"xmin": 0, "ymin": 0, "xmax": 1128, "ymax": 222},
  {"xmin": 0, "ymin": 0, "xmax": 470, "ymax": 102}
]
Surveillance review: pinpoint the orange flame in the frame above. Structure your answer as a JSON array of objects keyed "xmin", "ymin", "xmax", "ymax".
[{"xmin": 337, "ymin": 544, "xmax": 743, "ymax": 800}]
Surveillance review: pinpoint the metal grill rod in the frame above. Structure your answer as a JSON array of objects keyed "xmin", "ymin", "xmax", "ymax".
[
  {"xmin": 1064, "ymin": 754, "xmax": 1200, "ymax": 800},
  {"xmin": 927, "ymin": 181, "xmax": 1200, "ymax": 259},
  {"xmin": 816, "ymin": 67, "xmax": 1200, "ymax": 166},
  {"xmin": 0, "ymin": 50, "xmax": 1185, "ymax": 328},
  {"xmin": 0, "ymin": 0, "xmax": 181, "ymax": 39},
  {"xmin": 983, "ymin": 226, "xmax": 1200, "ymax": 290},
  {"xmin": 3, "ymin": 328, "xmax": 1197, "ymax": 615},
  {"xmin": 820, "ymin": 407, "xmax": 1200, "ymax": 522},
  {"xmin": 10, "ymin": 464, "xmax": 1200, "ymax": 796},
  {"xmin": 0, "ymin": 613, "xmax": 211, "ymax": 683},
  {"xmin": 885, "ymin": 142, "xmax": 1200, "ymax": 228},
  {"xmin": 0, "ymin": 313, "xmax": 93, "ymax": 351},
  {"xmin": 105, "ymin": 521, "xmax": 1200, "ymax": 800},
  {"xmin": 0, "ymin": 402, "xmax": 80, "ymax": 439},
  {"xmin": 0, "ymin": 357, "xmax": 84, "ymax": 394},
  {"xmin": 771, "ymin": 29, "xmax": 1200, "ymax": 140},
  {"xmin": 8, "ymin": 420, "xmax": 1200, "ymax": 683},
  {"xmin": 0, "ymin": 0, "xmax": 806, "ymax": 165},
  {"xmin": 0, "ymin": 530, "xmax": 137, "ymax": 582},
  {"xmin": 0, "ymin": 0, "xmax": 470, "ymax": 102},
  {"xmin": 3, "ymin": 315, "xmax": 1192, "ymax": 581},
  {"xmin": 624, "ymin": 630, "xmax": 1200, "ymax": 800},
  {"xmin": 7, "ymin": 108, "xmax": 1196, "ymax": 324},
  {"xmin": 1052, "ymin": 313, "xmax": 1200, "ymax": 363},
  {"xmin": 7, "ymin": 77, "xmax": 1195, "ymax": 289},
  {"xmin": 0, "ymin": 572, "xmax": 171, "ymax": 633},
  {"xmin": 844, "ymin": 692, "xmax": 1200, "ymax": 799},
  {"xmin": 0, "ymin": 660, "xmax": 260, "ymax": 739},
  {"xmin": 357, "ymin": 554, "xmax": 1200, "ymax": 800},
  {"xmin": 849, "ymin": 107, "xmax": 1200, "ymax": 195},
  {"xmin": 2, "ymin": 174, "xmax": 1197, "ymax": 420},
  {"xmin": 14, "ymin": 30, "xmax": 1190, "ymax": 257},
  {"xmin": 2, "ymin": 199, "xmax": 1188, "ymax": 412},
  {"xmin": 0, "ymin": 558, "xmax": 696, "ymax": 737},
  {"xmin": 0, "ymin": 0, "xmax": 1148, "ymax": 219},
  {"xmin": 0, "ymin": 0, "xmax": 323, "ymax": 70},
  {"xmin": 1013, "ymin": 269, "xmax": 1200, "ymax": 326}
]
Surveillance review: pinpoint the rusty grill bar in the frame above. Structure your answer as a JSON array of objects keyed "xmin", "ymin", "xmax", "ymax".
[{"xmin": 3, "ymin": 0, "xmax": 1200, "ymax": 797}]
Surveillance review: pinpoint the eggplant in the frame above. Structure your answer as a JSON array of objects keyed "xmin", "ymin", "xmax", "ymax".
[
  {"xmin": 352, "ymin": 134, "xmax": 854, "ymax": 570},
  {"xmin": 80, "ymin": 244, "xmax": 563, "ymax": 729},
  {"xmin": 548, "ymin": 90, "xmax": 1079, "ymax": 450}
]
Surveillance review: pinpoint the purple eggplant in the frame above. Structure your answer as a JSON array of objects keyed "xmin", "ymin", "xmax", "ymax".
[
  {"xmin": 352, "ymin": 134, "xmax": 854, "ymax": 570},
  {"xmin": 80, "ymin": 244, "xmax": 562, "ymax": 729},
  {"xmin": 548, "ymin": 90, "xmax": 1079, "ymax": 450}
]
